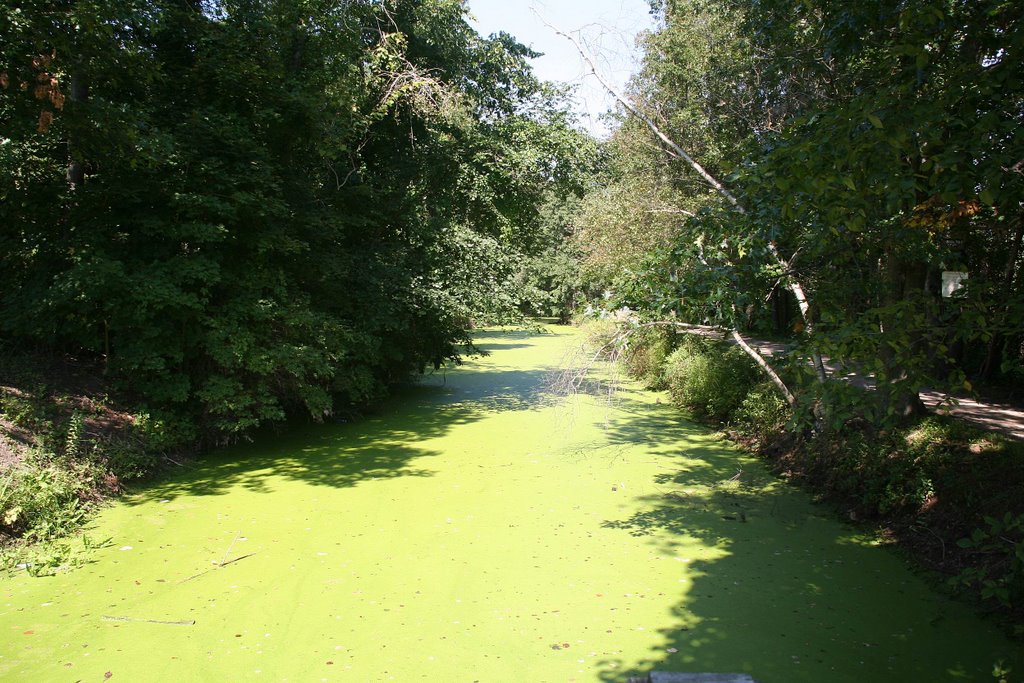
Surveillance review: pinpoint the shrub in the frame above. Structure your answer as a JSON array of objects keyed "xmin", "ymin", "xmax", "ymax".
[
  {"xmin": 952, "ymin": 513, "xmax": 1024, "ymax": 612},
  {"xmin": 664, "ymin": 339, "xmax": 759, "ymax": 420},
  {"xmin": 0, "ymin": 452, "xmax": 93, "ymax": 543},
  {"xmin": 621, "ymin": 327, "xmax": 674, "ymax": 389},
  {"xmin": 733, "ymin": 381, "xmax": 792, "ymax": 442}
]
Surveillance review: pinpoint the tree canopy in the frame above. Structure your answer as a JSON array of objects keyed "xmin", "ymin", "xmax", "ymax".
[
  {"xmin": 575, "ymin": 0, "xmax": 1024, "ymax": 427},
  {"xmin": 0, "ymin": 0, "xmax": 594, "ymax": 440}
]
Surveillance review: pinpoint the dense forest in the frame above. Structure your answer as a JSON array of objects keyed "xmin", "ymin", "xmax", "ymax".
[
  {"xmin": 1, "ymin": 0, "xmax": 593, "ymax": 443},
  {"xmin": 2, "ymin": 0, "xmax": 1023, "ymax": 628}
]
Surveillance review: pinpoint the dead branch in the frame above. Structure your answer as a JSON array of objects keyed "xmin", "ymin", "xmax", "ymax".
[
  {"xmin": 534, "ymin": 10, "xmax": 743, "ymax": 210},
  {"xmin": 102, "ymin": 615, "xmax": 195, "ymax": 626}
]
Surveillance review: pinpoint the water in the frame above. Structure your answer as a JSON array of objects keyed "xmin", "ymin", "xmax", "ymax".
[{"xmin": 1, "ymin": 326, "xmax": 1019, "ymax": 681}]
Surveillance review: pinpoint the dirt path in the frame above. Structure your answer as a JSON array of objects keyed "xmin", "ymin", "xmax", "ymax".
[{"xmin": 742, "ymin": 338, "xmax": 1024, "ymax": 440}]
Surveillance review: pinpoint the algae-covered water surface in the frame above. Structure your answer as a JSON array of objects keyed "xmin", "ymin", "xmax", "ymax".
[{"xmin": 1, "ymin": 327, "xmax": 1020, "ymax": 681}]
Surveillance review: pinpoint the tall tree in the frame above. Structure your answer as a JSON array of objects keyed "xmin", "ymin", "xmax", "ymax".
[{"xmin": 570, "ymin": 0, "xmax": 1024, "ymax": 426}]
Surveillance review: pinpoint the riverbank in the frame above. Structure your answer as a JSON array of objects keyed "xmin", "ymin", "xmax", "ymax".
[{"xmin": 602, "ymin": 321, "xmax": 1024, "ymax": 640}]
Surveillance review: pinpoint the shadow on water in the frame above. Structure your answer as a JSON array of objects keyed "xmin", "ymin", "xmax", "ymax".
[
  {"xmin": 588, "ymin": 388, "xmax": 1022, "ymax": 682},
  {"xmin": 124, "ymin": 365, "xmax": 554, "ymax": 506}
]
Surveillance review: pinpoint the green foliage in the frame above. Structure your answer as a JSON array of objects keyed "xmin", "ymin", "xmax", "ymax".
[
  {"xmin": 0, "ymin": 532, "xmax": 108, "ymax": 578},
  {"xmin": 732, "ymin": 382, "xmax": 792, "ymax": 443},
  {"xmin": 583, "ymin": 0, "xmax": 1024, "ymax": 431},
  {"xmin": 516, "ymin": 247, "xmax": 583, "ymax": 322},
  {"xmin": 953, "ymin": 513, "xmax": 1024, "ymax": 611},
  {"xmin": 0, "ymin": 452, "xmax": 89, "ymax": 544},
  {"xmin": 784, "ymin": 416, "xmax": 1024, "ymax": 528},
  {"xmin": 664, "ymin": 338, "xmax": 759, "ymax": 420},
  {"xmin": 0, "ymin": 363, "xmax": 193, "ymax": 545},
  {"xmin": 621, "ymin": 327, "xmax": 675, "ymax": 390},
  {"xmin": 0, "ymin": 0, "xmax": 591, "ymax": 446},
  {"xmin": 804, "ymin": 431, "xmax": 939, "ymax": 518}
]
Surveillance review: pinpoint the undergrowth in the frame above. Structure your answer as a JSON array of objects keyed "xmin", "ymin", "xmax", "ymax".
[{"xmin": 0, "ymin": 354, "xmax": 186, "ymax": 575}]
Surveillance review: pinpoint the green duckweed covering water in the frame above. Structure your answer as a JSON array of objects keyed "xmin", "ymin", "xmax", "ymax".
[{"xmin": 1, "ymin": 326, "xmax": 1020, "ymax": 681}]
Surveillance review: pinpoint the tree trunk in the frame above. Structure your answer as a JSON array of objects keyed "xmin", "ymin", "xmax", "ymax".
[
  {"xmin": 877, "ymin": 248, "xmax": 928, "ymax": 419},
  {"xmin": 980, "ymin": 217, "xmax": 1023, "ymax": 380},
  {"xmin": 66, "ymin": 68, "xmax": 88, "ymax": 190}
]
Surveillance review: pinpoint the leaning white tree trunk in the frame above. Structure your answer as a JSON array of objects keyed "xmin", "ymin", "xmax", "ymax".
[{"xmin": 538, "ymin": 12, "xmax": 829, "ymax": 390}]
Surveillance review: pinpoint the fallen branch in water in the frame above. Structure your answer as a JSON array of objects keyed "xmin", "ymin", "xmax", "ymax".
[
  {"xmin": 178, "ymin": 552, "xmax": 258, "ymax": 584},
  {"xmin": 102, "ymin": 615, "xmax": 195, "ymax": 626}
]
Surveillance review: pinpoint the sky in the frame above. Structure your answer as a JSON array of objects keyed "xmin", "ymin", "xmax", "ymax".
[{"xmin": 464, "ymin": 0, "xmax": 656, "ymax": 137}]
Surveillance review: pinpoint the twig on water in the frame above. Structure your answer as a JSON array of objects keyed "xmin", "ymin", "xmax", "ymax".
[
  {"xmin": 102, "ymin": 615, "xmax": 195, "ymax": 626},
  {"xmin": 178, "ymin": 552, "xmax": 258, "ymax": 584}
]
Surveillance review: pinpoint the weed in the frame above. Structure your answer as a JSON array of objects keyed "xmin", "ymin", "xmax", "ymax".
[{"xmin": 620, "ymin": 327, "xmax": 675, "ymax": 389}]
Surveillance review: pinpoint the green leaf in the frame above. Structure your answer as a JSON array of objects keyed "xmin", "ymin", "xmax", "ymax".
[{"xmin": 867, "ymin": 114, "xmax": 884, "ymax": 129}]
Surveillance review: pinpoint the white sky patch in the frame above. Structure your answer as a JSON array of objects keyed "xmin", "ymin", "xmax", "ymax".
[{"xmin": 466, "ymin": 0, "xmax": 655, "ymax": 137}]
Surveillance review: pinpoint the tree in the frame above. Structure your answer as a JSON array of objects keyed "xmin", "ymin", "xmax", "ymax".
[
  {"xmin": 560, "ymin": 0, "xmax": 1024, "ymax": 427},
  {"xmin": 0, "ymin": 0, "xmax": 591, "ymax": 440}
]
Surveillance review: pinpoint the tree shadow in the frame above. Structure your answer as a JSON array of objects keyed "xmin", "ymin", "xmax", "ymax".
[
  {"xmin": 589, "ymin": 391, "xmax": 1022, "ymax": 682},
  {"xmin": 124, "ymin": 366, "xmax": 556, "ymax": 505}
]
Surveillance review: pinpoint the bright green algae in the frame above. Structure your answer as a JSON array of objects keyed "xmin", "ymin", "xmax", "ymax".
[{"xmin": 1, "ymin": 327, "xmax": 1020, "ymax": 682}]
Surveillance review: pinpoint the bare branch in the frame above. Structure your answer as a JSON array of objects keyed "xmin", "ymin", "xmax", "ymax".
[
  {"xmin": 533, "ymin": 9, "xmax": 745, "ymax": 211},
  {"xmin": 729, "ymin": 329, "xmax": 796, "ymax": 406},
  {"xmin": 645, "ymin": 208, "xmax": 696, "ymax": 217}
]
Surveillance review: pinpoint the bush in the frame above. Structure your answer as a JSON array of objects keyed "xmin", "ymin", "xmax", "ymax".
[
  {"xmin": 733, "ymin": 381, "xmax": 792, "ymax": 442},
  {"xmin": 952, "ymin": 513, "xmax": 1024, "ymax": 612},
  {"xmin": 664, "ymin": 339, "xmax": 759, "ymax": 420},
  {"xmin": 621, "ymin": 327, "xmax": 674, "ymax": 389},
  {"xmin": 803, "ymin": 430, "xmax": 935, "ymax": 518}
]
